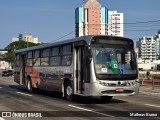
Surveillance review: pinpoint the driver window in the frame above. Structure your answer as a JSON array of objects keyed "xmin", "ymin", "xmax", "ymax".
[
  {"xmin": 95, "ymin": 51, "xmax": 109, "ymax": 64},
  {"xmin": 125, "ymin": 51, "xmax": 131, "ymax": 64},
  {"xmin": 124, "ymin": 51, "xmax": 132, "ymax": 70}
]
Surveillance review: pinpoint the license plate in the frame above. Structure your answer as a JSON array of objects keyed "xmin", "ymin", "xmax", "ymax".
[{"xmin": 116, "ymin": 88, "xmax": 124, "ymax": 93}]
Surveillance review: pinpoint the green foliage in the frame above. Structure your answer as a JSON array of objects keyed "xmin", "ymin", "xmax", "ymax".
[
  {"xmin": 3, "ymin": 51, "xmax": 15, "ymax": 63},
  {"xmin": 3, "ymin": 40, "xmax": 42, "ymax": 65},
  {"xmin": 0, "ymin": 54, "xmax": 4, "ymax": 61},
  {"xmin": 5, "ymin": 40, "xmax": 42, "ymax": 52}
]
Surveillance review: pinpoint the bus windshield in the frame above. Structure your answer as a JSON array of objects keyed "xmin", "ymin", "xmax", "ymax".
[{"xmin": 92, "ymin": 46, "xmax": 137, "ymax": 77}]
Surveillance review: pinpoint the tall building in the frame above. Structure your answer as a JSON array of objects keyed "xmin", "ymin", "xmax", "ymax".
[
  {"xmin": 134, "ymin": 48, "xmax": 139, "ymax": 59},
  {"xmin": 155, "ymin": 31, "xmax": 160, "ymax": 59},
  {"xmin": 24, "ymin": 33, "xmax": 39, "ymax": 44},
  {"xmin": 12, "ymin": 33, "xmax": 39, "ymax": 44},
  {"xmin": 12, "ymin": 37, "xmax": 19, "ymax": 42},
  {"xmin": 19, "ymin": 34, "xmax": 23, "ymax": 40},
  {"xmin": 137, "ymin": 31, "xmax": 160, "ymax": 60},
  {"xmin": 108, "ymin": 11, "xmax": 124, "ymax": 37},
  {"xmin": 75, "ymin": 0, "xmax": 108, "ymax": 37},
  {"xmin": 137, "ymin": 36, "xmax": 156, "ymax": 60},
  {"xmin": 12, "ymin": 33, "xmax": 23, "ymax": 42},
  {"xmin": 136, "ymin": 40, "xmax": 141, "ymax": 58},
  {"xmin": 75, "ymin": 0, "xmax": 124, "ymax": 37}
]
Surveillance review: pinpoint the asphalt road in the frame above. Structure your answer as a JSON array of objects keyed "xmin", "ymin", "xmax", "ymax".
[{"xmin": 0, "ymin": 76, "xmax": 160, "ymax": 120}]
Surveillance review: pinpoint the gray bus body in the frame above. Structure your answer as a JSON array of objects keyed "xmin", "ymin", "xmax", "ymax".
[{"xmin": 14, "ymin": 35, "xmax": 139, "ymax": 100}]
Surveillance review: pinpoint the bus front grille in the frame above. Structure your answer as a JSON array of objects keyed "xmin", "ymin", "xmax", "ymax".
[{"xmin": 101, "ymin": 90, "xmax": 134, "ymax": 94}]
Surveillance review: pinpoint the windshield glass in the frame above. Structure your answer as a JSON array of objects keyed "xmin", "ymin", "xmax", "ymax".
[{"xmin": 92, "ymin": 47, "xmax": 137, "ymax": 75}]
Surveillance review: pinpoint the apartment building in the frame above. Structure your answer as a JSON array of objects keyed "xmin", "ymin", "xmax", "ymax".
[
  {"xmin": 12, "ymin": 33, "xmax": 39, "ymax": 44},
  {"xmin": 137, "ymin": 36, "xmax": 156, "ymax": 60},
  {"xmin": 75, "ymin": 0, "xmax": 124, "ymax": 37},
  {"xmin": 108, "ymin": 11, "xmax": 124, "ymax": 37},
  {"xmin": 137, "ymin": 31, "xmax": 160, "ymax": 60}
]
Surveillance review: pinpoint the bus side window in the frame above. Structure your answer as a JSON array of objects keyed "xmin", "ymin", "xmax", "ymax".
[
  {"xmin": 33, "ymin": 50, "xmax": 40, "ymax": 66},
  {"xmin": 50, "ymin": 46, "xmax": 60, "ymax": 66},
  {"xmin": 41, "ymin": 48, "xmax": 50, "ymax": 66},
  {"xmin": 15, "ymin": 54, "xmax": 20, "ymax": 67},
  {"xmin": 26, "ymin": 51, "xmax": 33, "ymax": 66},
  {"xmin": 62, "ymin": 44, "xmax": 73, "ymax": 66},
  {"xmin": 16, "ymin": 54, "xmax": 20, "ymax": 60}
]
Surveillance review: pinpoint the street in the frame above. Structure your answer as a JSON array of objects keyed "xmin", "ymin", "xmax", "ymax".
[{"xmin": 0, "ymin": 76, "xmax": 160, "ymax": 120}]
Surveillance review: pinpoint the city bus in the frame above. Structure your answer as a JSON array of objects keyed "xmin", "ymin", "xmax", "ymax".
[{"xmin": 14, "ymin": 35, "xmax": 139, "ymax": 101}]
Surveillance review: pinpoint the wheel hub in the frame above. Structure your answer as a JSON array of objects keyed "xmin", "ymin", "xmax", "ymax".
[
  {"xmin": 67, "ymin": 86, "xmax": 72, "ymax": 95},
  {"xmin": 28, "ymin": 81, "xmax": 31, "ymax": 91}
]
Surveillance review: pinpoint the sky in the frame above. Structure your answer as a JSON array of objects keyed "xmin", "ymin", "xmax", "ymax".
[{"xmin": 0, "ymin": 0, "xmax": 160, "ymax": 49}]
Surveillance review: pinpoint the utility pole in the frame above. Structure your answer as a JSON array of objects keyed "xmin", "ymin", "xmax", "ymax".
[{"xmin": 82, "ymin": 0, "xmax": 85, "ymax": 36}]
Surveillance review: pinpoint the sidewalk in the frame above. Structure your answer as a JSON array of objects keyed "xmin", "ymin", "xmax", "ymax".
[
  {"xmin": 140, "ymin": 86, "xmax": 160, "ymax": 96},
  {"xmin": 140, "ymin": 86, "xmax": 160, "ymax": 93}
]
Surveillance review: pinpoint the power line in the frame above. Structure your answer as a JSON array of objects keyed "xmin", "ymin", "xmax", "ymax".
[
  {"xmin": 124, "ymin": 24, "xmax": 160, "ymax": 28},
  {"xmin": 123, "ymin": 20, "xmax": 160, "ymax": 25},
  {"xmin": 51, "ymin": 19, "xmax": 160, "ymax": 42},
  {"xmin": 110, "ymin": 20, "xmax": 160, "ymax": 25},
  {"xmin": 124, "ymin": 29, "xmax": 158, "ymax": 32},
  {"xmin": 52, "ymin": 25, "xmax": 84, "ymax": 42},
  {"xmin": 84, "ymin": 20, "xmax": 160, "ymax": 25},
  {"xmin": 85, "ymin": 26, "xmax": 159, "ymax": 31},
  {"xmin": 53, "ymin": 30, "xmax": 75, "ymax": 42}
]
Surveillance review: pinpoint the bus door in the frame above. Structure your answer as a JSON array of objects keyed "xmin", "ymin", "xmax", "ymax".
[
  {"xmin": 74, "ymin": 42, "xmax": 86, "ymax": 94},
  {"xmin": 20, "ymin": 54, "xmax": 26, "ymax": 85}
]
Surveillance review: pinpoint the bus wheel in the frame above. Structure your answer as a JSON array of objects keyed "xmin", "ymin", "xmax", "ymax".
[
  {"xmin": 101, "ymin": 96, "xmax": 112, "ymax": 101},
  {"xmin": 27, "ymin": 79, "xmax": 33, "ymax": 92},
  {"xmin": 64, "ymin": 83, "xmax": 73, "ymax": 101}
]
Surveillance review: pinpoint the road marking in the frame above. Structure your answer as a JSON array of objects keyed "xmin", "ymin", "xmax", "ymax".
[
  {"xmin": 0, "ymin": 117, "xmax": 5, "ymax": 120},
  {"xmin": 68, "ymin": 105, "xmax": 92, "ymax": 111},
  {"xmin": 68, "ymin": 105, "xmax": 114, "ymax": 117},
  {"xmin": 17, "ymin": 92, "xmax": 32, "ymax": 96},
  {"xmin": 145, "ymin": 104, "xmax": 160, "ymax": 108},
  {"xmin": 140, "ymin": 91, "xmax": 160, "ymax": 95}
]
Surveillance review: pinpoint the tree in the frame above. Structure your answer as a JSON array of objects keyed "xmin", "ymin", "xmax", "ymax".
[
  {"xmin": 5, "ymin": 40, "xmax": 42, "ymax": 51},
  {"xmin": 3, "ymin": 51, "xmax": 15, "ymax": 68},
  {"xmin": 3, "ymin": 40, "xmax": 42, "ymax": 68}
]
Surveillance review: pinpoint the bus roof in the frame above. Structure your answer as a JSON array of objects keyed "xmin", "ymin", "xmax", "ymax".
[{"xmin": 15, "ymin": 35, "xmax": 133, "ymax": 53}]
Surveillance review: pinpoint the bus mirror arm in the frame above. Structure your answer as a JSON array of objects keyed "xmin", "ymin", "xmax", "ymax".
[
  {"xmin": 87, "ymin": 48, "xmax": 92, "ymax": 64},
  {"xmin": 130, "ymin": 60, "xmax": 135, "ymax": 70},
  {"xmin": 88, "ymin": 57, "xmax": 92, "ymax": 64}
]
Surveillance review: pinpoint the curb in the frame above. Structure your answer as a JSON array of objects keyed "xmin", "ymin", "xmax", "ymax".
[{"xmin": 140, "ymin": 91, "xmax": 160, "ymax": 96}]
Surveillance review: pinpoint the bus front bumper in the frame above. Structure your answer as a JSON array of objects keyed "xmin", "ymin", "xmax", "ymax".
[{"xmin": 84, "ymin": 81, "xmax": 140, "ymax": 97}]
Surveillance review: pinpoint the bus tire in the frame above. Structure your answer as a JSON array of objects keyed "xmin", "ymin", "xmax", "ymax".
[
  {"xmin": 64, "ymin": 82, "xmax": 73, "ymax": 101},
  {"xmin": 101, "ymin": 96, "xmax": 113, "ymax": 101},
  {"xmin": 27, "ymin": 78, "xmax": 33, "ymax": 92}
]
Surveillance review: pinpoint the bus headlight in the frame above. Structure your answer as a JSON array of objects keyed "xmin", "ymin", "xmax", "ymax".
[
  {"xmin": 99, "ymin": 81, "xmax": 108, "ymax": 86},
  {"xmin": 135, "ymin": 79, "xmax": 139, "ymax": 83},
  {"xmin": 127, "ymin": 81, "xmax": 135, "ymax": 86}
]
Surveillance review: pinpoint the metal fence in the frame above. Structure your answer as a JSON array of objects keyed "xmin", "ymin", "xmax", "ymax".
[{"xmin": 139, "ymin": 71, "xmax": 160, "ymax": 89}]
